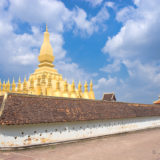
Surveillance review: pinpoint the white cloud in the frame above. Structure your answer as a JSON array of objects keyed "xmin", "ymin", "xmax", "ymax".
[
  {"xmin": 105, "ymin": 2, "xmax": 115, "ymax": 9},
  {"xmin": 95, "ymin": 62, "xmax": 160, "ymax": 103},
  {"xmin": 84, "ymin": 0, "xmax": 103, "ymax": 7},
  {"xmin": 9, "ymin": 0, "xmax": 73, "ymax": 33},
  {"xmin": 100, "ymin": 0, "xmax": 160, "ymax": 103},
  {"xmin": 73, "ymin": 5, "xmax": 109, "ymax": 35},
  {"xmin": 100, "ymin": 60, "xmax": 121, "ymax": 73},
  {"xmin": 103, "ymin": 0, "xmax": 160, "ymax": 62},
  {"xmin": 94, "ymin": 77, "xmax": 118, "ymax": 99},
  {"xmin": 8, "ymin": 0, "xmax": 109, "ymax": 36},
  {"xmin": 12, "ymin": 54, "xmax": 36, "ymax": 65},
  {"xmin": 0, "ymin": 0, "xmax": 103, "ymax": 85},
  {"xmin": 55, "ymin": 61, "xmax": 96, "ymax": 84}
]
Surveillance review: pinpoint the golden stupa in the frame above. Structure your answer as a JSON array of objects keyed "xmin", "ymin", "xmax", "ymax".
[{"xmin": 0, "ymin": 25, "xmax": 95, "ymax": 99}]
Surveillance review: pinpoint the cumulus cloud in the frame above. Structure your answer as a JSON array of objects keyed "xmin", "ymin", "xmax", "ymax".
[
  {"xmin": 84, "ymin": 0, "xmax": 103, "ymax": 7},
  {"xmin": 12, "ymin": 54, "xmax": 36, "ymax": 65},
  {"xmin": 103, "ymin": 0, "xmax": 160, "ymax": 62},
  {"xmin": 73, "ymin": 4, "xmax": 109, "ymax": 36},
  {"xmin": 55, "ymin": 61, "xmax": 96, "ymax": 85},
  {"xmin": 105, "ymin": 2, "xmax": 115, "ymax": 9},
  {"xmin": 99, "ymin": 0, "xmax": 160, "ymax": 103},
  {"xmin": 0, "ymin": 0, "xmax": 105, "ymax": 83},
  {"xmin": 9, "ymin": 0, "xmax": 73, "ymax": 33},
  {"xmin": 9, "ymin": 0, "xmax": 109, "ymax": 36},
  {"xmin": 94, "ymin": 77, "xmax": 118, "ymax": 99},
  {"xmin": 100, "ymin": 60, "xmax": 121, "ymax": 73}
]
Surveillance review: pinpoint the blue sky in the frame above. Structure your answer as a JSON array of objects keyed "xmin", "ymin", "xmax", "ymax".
[{"xmin": 0, "ymin": 0, "xmax": 160, "ymax": 103}]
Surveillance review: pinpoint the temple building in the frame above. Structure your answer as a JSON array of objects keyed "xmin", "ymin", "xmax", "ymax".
[
  {"xmin": 0, "ymin": 25, "xmax": 95, "ymax": 99},
  {"xmin": 0, "ymin": 25, "xmax": 160, "ymax": 150}
]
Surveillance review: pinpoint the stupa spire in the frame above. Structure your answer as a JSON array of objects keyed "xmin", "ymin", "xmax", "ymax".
[{"xmin": 38, "ymin": 24, "xmax": 54, "ymax": 68}]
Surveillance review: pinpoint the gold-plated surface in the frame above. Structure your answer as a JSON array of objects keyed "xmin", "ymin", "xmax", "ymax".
[{"xmin": 0, "ymin": 25, "xmax": 95, "ymax": 99}]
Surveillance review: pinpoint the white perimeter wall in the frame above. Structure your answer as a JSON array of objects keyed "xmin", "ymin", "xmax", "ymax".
[{"xmin": 1, "ymin": 116, "xmax": 160, "ymax": 148}]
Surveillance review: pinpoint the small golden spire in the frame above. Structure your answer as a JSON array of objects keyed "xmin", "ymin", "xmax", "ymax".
[
  {"xmin": 29, "ymin": 78, "xmax": 34, "ymax": 90},
  {"xmin": 17, "ymin": 77, "xmax": 21, "ymax": 93},
  {"xmin": 71, "ymin": 80, "xmax": 75, "ymax": 91},
  {"xmin": 28, "ymin": 78, "xmax": 34, "ymax": 95},
  {"xmin": 62, "ymin": 80, "xmax": 69, "ymax": 98},
  {"xmin": 23, "ymin": 76, "xmax": 28, "ymax": 93},
  {"xmin": 83, "ymin": 81, "xmax": 89, "ymax": 99},
  {"xmin": 18, "ymin": 77, "xmax": 21, "ymax": 83},
  {"xmin": 54, "ymin": 80, "xmax": 61, "ymax": 97},
  {"xmin": 89, "ymin": 80, "xmax": 95, "ymax": 99},
  {"xmin": 2, "ymin": 81, "xmax": 6, "ymax": 92},
  {"xmin": 78, "ymin": 81, "xmax": 82, "ymax": 92},
  {"xmin": 6, "ymin": 79, "xmax": 10, "ymax": 92},
  {"xmin": 63, "ymin": 80, "xmax": 68, "ymax": 92},
  {"xmin": 70, "ymin": 80, "xmax": 77, "ymax": 98},
  {"xmin": 12, "ymin": 78, "xmax": 16, "ymax": 92},
  {"xmin": 90, "ymin": 80, "xmax": 93, "ymax": 90},
  {"xmin": 84, "ymin": 81, "xmax": 88, "ymax": 92},
  {"xmin": 78, "ymin": 81, "xmax": 82, "ymax": 98}
]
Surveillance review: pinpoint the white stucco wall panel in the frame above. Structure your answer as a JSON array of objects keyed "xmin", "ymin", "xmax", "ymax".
[{"xmin": 0, "ymin": 116, "xmax": 160, "ymax": 148}]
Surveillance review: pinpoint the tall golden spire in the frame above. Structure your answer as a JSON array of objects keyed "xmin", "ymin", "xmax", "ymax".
[{"xmin": 38, "ymin": 24, "xmax": 54, "ymax": 68}]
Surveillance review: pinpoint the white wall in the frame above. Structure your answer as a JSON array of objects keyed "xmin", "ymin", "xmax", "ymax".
[{"xmin": 0, "ymin": 116, "xmax": 160, "ymax": 149}]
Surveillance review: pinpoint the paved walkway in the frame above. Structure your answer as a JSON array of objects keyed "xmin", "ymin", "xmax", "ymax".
[{"xmin": 1, "ymin": 128, "xmax": 160, "ymax": 160}]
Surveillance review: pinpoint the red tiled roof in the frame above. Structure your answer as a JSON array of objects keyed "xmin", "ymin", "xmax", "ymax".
[
  {"xmin": 0, "ymin": 93, "xmax": 160, "ymax": 125},
  {"xmin": 103, "ymin": 93, "xmax": 116, "ymax": 101},
  {"xmin": 154, "ymin": 99, "xmax": 160, "ymax": 104}
]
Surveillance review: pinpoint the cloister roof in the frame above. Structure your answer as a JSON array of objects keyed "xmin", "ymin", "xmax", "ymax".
[{"xmin": 0, "ymin": 93, "xmax": 160, "ymax": 125}]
